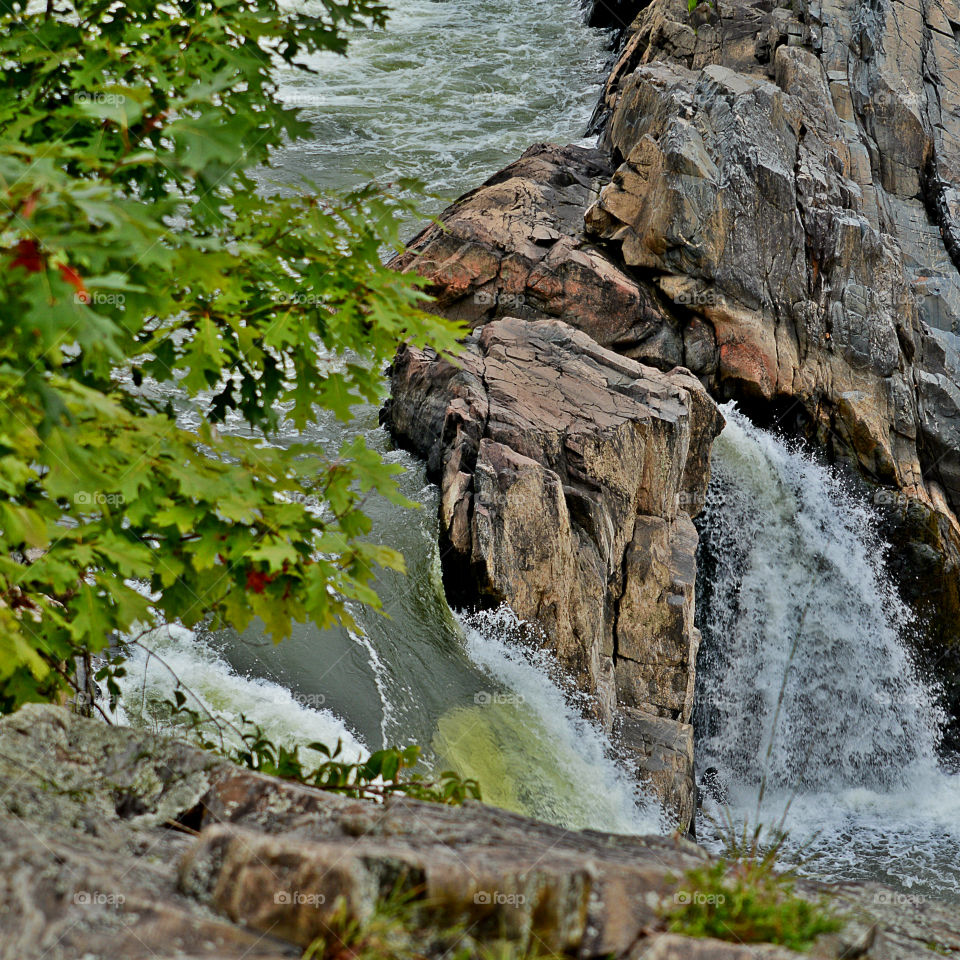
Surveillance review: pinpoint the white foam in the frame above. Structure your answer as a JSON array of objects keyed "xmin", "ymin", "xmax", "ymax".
[
  {"xmin": 697, "ymin": 405, "xmax": 960, "ymax": 897},
  {"xmin": 458, "ymin": 606, "xmax": 662, "ymax": 835},
  {"xmin": 116, "ymin": 624, "xmax": 367, "ymax": 764}
]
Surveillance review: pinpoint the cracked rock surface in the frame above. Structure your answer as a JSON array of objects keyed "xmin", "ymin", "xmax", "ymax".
[
  {"xmin": 3, "ymin": 704, "xmax": 958, "ymax": 959},
  {"xmin": 383, "ymin": 316, "xmax": 724, "ymax": 827}
]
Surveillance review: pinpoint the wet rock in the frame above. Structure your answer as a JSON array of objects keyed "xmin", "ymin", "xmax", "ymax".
[
  {"xmin": 618, "ymin": 708, "xmax": 695, "ymax": 831},
  {"xmin": 384, "ymin": 316, "xmax": 724, "ymax": 826}
]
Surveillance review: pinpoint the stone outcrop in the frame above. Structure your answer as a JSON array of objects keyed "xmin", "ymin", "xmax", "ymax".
[
  {"xmin": 383, "ymin": 316, "xmax": 724, "ymax": 828},
  {"xmin": 588, "ymin": 12, "xmax": 943, "ymax": 505},
  {"xmin": 392, "ymin": 143, "xmax": 679, "ymax": 362},
  {"xmin": 390, "ymin": 0, "xmax": 960, "ymax": 740},
  {"xmin": 2, "ymin": 704, "xmax": 958, "ymax": 960},
  {"xmin": 590, "ymin": 0, "xmax": 960, "ymax": 737}
]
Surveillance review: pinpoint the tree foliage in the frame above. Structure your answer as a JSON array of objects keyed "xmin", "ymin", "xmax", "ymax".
[{"xmin": 0, "ymin": 0, "xmax": 460, "ymax": 708}]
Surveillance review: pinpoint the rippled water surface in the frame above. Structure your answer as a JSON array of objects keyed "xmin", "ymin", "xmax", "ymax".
[{"xmin": 273, "ymin": 0, "xmax": 611, "ymax": 208}]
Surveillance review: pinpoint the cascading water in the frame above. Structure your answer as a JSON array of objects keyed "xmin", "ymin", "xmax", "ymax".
[
  {"xmin": 112, "ymin": 0, "xmax": 960, "ymax": 896},
  {"xmin": 695, "ymin": 405, "xmax": 960, "ymax": 898},
  {"xmin": 116, "ymin": 0, "xmax": 658, "ymax": 837}
]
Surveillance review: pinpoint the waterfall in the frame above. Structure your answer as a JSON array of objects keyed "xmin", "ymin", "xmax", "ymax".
[
  {"xmin": 437, "ymin": 607, "xmax": 662, "ymax": 834},
  {"xmin": 695, "ymin": 404, "xmax": 960, "ymax": 896}
]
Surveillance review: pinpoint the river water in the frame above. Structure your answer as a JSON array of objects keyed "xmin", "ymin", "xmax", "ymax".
[
  {"xmin": 695, "ymin": 407, "xmax": 960, "ymax": 900},
  {"xmin": 118, "ymin": 0, "xmax": 960, "ymax": 900},
  {"xmin": 119, "ymin": 0, "xmax": 660, "ymax": 835}
]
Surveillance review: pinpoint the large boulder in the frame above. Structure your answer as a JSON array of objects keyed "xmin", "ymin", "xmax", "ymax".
[
  {"xmin": 383, "ymin": 316, "xmax": 724, "ymax": 826},
  {"xmin": 391, "ymin": 143, "xmax": 688, "ymax": 369},
  {"xmin": 586, "ymin": 0, "xmax": 960, "ymax": 523}
]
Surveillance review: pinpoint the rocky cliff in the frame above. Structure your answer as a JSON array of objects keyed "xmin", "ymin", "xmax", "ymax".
[
  {"xmin": 387, "ymin": 0, "xmax": 960, "ymax": 765},
  {"xmin": 384, "ymin": 315, "xmax": 723, "ymax": 827},
  {"xmin": 2, "ymin": 704, "xmax": 956, "ymax": 960}
]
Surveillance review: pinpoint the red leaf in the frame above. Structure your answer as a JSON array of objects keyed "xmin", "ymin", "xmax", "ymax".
[
  {"xmin": 58, "ymin": 263, "xmax": 89, "ymax": 303},
  {"xmin": 245, "ymin": 568, "xmax": 274, "ymax": 594},
  {"xmin": 10, "ymin": 239, "xmax": 43, "ymax": 273}
]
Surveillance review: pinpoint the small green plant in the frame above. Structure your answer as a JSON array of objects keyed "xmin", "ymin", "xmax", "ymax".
[
  {"xmin": 664, "ymin": 819, "xmax": 842, "ymax": 952},
  {"xmin": 665, "ymin": 857, "xmax": 841, "ymax": 951},
  {"xmin": 302, "ymin": 888, "xmax": 430, "ymax": 960},
  {"xmin": 165, "ymin": 688, "xmax": 481, "ymax": 805}
]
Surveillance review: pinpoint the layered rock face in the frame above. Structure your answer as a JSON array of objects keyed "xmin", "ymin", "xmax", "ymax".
[
  {"xmin": 590, "ymin": 0, "xmax": 960, "ymax": 736},
  {"xmin": 391, "ymin": 0, "xmax": 960, "ymax": 741},
  {"xmin": 393, "ymin": 143, "xmax": 694, "ymax": 368},
  {"xmin": 2, "ymin": 704, "xmax": 955, "ymax": 960},
  {"xmin": 588, "ymin": 0, "xmax": 960, "ymax": 516},
  {"xmin": 384, "ymin": 316, "xmax": 724, "ymax": 828}
]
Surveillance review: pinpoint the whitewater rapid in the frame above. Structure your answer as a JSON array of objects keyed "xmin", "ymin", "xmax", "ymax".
[
  {"xmin": 695, "ymin": 405, "xmax": 960, "ymax": 898},
  {"xmin": 114, "ymin": 0, "xmax": 960, "ymax": 900},
  {"xmin": 114, "ymin": 0, "xmax": 662, "ymax": 837}
]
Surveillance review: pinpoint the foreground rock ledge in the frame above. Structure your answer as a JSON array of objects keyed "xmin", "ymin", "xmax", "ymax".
[
  {"xmin": 383, "ymin": 315, "xmax": 723, "ymax": 828},
  {"xmin": 1, "ymin": 704, "xmax": 956, "ymax": 960}
]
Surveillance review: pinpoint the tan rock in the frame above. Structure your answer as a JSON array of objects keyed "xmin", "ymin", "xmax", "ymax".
[{"xmin": 384, "ymin": 317, "xmax": 724, "ymax": 825}]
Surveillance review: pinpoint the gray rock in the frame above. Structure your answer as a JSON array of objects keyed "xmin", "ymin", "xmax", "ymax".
[{"xmin": 0, "ymin": 705, "xmax": 957, "ymax": 959}]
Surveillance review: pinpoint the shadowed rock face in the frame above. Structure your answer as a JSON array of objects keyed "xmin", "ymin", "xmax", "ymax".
[
  {"xmin": 383, "ymin": 316, "xmax": 724, "ymax": 826},
  {"xmin": 388, "ymin": 0, "xmax": 960, "ymax": 745},
  {"xmin": 1, "ymin": 704, "xmax": 956, "ymax": 960}
]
